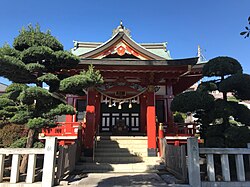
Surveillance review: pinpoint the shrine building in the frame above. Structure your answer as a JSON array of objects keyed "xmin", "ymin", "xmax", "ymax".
[{"xmin": 42, "ymin": 23, "xmax": 204, "ymax": 156}]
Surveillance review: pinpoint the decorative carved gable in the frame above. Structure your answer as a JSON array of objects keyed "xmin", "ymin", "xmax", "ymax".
[
  {"xmin": 98, "ymin": 40, "xmax": 146, "ymax": 60},
  {"xmin": 79, "ymin": 32, "xmax": 166, "ymax": 60}
]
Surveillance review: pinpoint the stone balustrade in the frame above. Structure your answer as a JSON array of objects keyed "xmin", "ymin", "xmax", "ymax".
[
  {"xmin": 187, "ymin": 137, "xmax": 250, "ymax": 187},
  {"xmin": 0, "ymin": 137, "xmax": 57, "ymax": 187}
]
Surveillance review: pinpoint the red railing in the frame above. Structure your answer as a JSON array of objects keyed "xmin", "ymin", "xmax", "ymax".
[
  {"xmin": 42, "ymin": 122, "xmax": 86, "ymax": 137},
  {"xmin": 162, "ymin": 122, "xmax": 198, "ymax": 136},
  {"xmin": 158, "ymin": 122, "xmax": 198, "ymax": 152}
]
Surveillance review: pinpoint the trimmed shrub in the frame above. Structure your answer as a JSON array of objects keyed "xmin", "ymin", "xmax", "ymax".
[{"xmin": 0, "ymin": 124, "xmax": 27, "ymax": 147}]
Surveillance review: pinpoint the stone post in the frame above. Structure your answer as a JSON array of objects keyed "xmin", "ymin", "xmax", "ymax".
[
  {"xmin": 158, "ymin": 123, "xmax": 164, "ymax": 156},
  {"xmin": 42, "ymin": 137, "xmax": 57, "ymax": 187},
  {"xmin": 187, "ymin": 137, "xmax": 201, "ymax": 187}
]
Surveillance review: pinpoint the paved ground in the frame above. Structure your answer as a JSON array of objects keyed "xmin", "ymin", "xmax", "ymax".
[{"xmin": 65, "ymin": 173, "xmax": 190, "ymax": 187}]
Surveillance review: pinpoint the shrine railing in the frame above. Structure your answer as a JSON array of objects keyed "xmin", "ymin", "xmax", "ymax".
[
  {"xmin": 41, "ymin": 122, "xmax": 85, "ymax": 137},
  {"xmin": 0, "ymin": 137, "xmax": 57, "ymax": 187},
  {"xmin": 187, "ymin": 137, "xmax": 250, "ymax": 187},
  {"xmin": 162, "ymin": 122, "xmax": 198, "ymax": 136}
]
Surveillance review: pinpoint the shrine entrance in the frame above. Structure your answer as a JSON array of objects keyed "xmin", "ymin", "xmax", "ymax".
[{"xmin": 100, "ymin": 102, "xmax": 140, "ymax": 132}]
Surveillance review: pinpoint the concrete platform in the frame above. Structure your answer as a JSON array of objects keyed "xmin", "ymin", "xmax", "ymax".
[
  {"xmin": 64, "ymin": 173, "xmax": 191, "ymax": 187},
  {"xmin": 68, "ymin": 173, "xmax": 167, "ymax": 187}
]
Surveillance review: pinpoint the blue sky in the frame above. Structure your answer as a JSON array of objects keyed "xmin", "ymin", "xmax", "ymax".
[{"xmin": 0, "ymin": 0, "xmax": 250, "ymax": 85}]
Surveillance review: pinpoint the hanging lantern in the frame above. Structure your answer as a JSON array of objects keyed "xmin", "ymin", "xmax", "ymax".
[
  {"xmin": 129, "ymin": 100, "xmax": 132, "ymax": 108},
  {"xmin": 108, "ymin": 99, "xmax": 112, "ymax": 107},
  {"xmin": 118, "ymin": 103, "xmax": 122, "ymax": 110}
]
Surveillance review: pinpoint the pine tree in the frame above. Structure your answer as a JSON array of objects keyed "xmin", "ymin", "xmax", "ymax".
[
  {"xmin": 0, "ymin": 24, "xmax": 103, "ymax": 172},
  {"xmin": 171, "ymin": 56, "xmax": 250, "ymax": 147}
]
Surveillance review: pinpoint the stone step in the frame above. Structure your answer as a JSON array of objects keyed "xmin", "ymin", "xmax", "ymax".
[
  {"xmin": 95, "ymin": 151, "xmax": 147, "ymax": 157},
  {"xmin": 81, "ymin": 156, "xmax": 160, "ymax": 163},
  {"xmin": 96, "ymin": 142, "xmax": 147, "ymax": 148},
  {"xmin": 75, "ymin": 162, "xmax": 164, "ymax": 173},
  {"xmin": 78, "ymin": 136, "xmax": 163, "ymax": 173},
  {"xmin": 97, "ymin": 136, "xmax": 148, "ymax": 141},
  {"xmin": 80, "ymin": 156, "xmax": 142, "ymax": 163},
  {"xmin": 93, "ymin": 156, "xmax": 143, "ymax": 163},
  {"xmin": 97, "ymin": 140, "xmax": 147, "ymax": 145},
  {"xmin": 95, "ymin": 147, "xmax": 147, "ymax": 153}
]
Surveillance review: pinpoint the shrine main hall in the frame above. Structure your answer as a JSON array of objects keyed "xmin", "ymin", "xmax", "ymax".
[{"xmin": 47, "ymin": 23, "xmax": 203, "ymax": 156}]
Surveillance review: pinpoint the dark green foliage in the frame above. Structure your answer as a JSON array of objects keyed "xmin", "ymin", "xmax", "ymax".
[
  {"xmin": 219, "ymin": 74, "xmax": 250, "ymax": 100},
  {"xmin": 13, "ymin": 25, "xmax": 63, "ymax": 51},
  {"xmin": 4, "ymin": 106, "xmax": 18, "ymax": 112},
  {"xmin": 21, "ymin": 46, "xmax": 55, "ymax": 64},
  {"xmin": 197, "ymin": 81, "xmax": 217, "ymax": 92},
  {"xmin": 172, "ymin": 56, "xmax": 250, "ymax": 147},
  {"xmin": 33, "ymin": 141, "xmax": 44, "ymax": 148},
  {"xmin": 0, "ymin": 97, "xmax": 15, "ymax": 108},
  {"xmin": 0, "ymin": 55, "xmax": 34, "ymax": 83},
  {"xmin": 240, "ymin": 16, "xmax": 250, "ymax": 38},
  {"xmin": 171, "ymin": 91, "xmax": 214, "ymax": 113},
  {"xmin": 37, "ymin": 73, "xmax": 59, "ymax": 84},
  {"xmin": 60, "ymin": 65, "xmax": 103, "ymax": 94},
  {"xmin": 26, "ymin": 63, "xmax": 45, "ymax": 73},
  {"xmin": 85, "ymin": 65, "xmax": 104, "ymax": 84},
  {"xmin": 0, "ymin": 24, "xmax": 80, "ymax": 85},
  {"xmin": 37, "ymin": 73, "xmax": 60, "ymax": 91},
  {"xmin": 10, "ymin": 137, "xmax": 44, "ymax": 148},
  {"xmin": 205, "ymin": 136, "xmax": 225, "ymax": 148},
  {"xmin": 54, "ymin": 50, "xmax": 79, "ymax": 69},
  {"xmin": 18, "ymin": 87, "xmax": 52, "ymax": 105},
  {"xmin": 229, "ymin": 102, "xmax": 250, "ymax": 125},
  {"xmin": 0, "ymin": 24, "xmax": 103, "ymax": 156},
  {"xmin": 203, "ymin": 56, "xmax": 242, "ymax": 77},
  {"xmin": 0, "ymin": 110, "xmax": 13, "ymax": 119},
  {"xmin": 26, "ymin": 117, "xmax": 48, "ymax": 129},
  {"xmin": 59, "ymin": 74, "xmax": 88, "ymax": 94},
  {"xmin": 45, "ymin": 104, "xmax": 75, "ymax": 118},
  {"xmin": 212, "ymin": 99, "xmax": 235, "ymax": 120},
  {"xmin": 6, "ymin": 83, "xmax": 28, "ymax": 93},
  {"xmin": 10, "ymin": 110, "xmax": 31, "ymax": 124},
  {"xmin": 10, "ymin": 137, "xmax": 27, "ymax": 148},
  {"xmin": 0, "ymin": 44, "xmax": 21, "ymax": 58},
  {"xmin": 5, "ymin": 83, "xmax": 28, "ymax": 101},
  {"xmin": 205, "ymin": 125, "xmax": 227, "ymax": 148},
  {"xmin": 224, "ymin": 126, "xmax": 250, "ymax": 148},
  {"xmin": 0, "ymin": 96, "xmax": 16, "ymax": 119}
]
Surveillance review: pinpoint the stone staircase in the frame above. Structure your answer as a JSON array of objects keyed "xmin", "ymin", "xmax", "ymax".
[{"xmin": 76, "ymin": 136, "xmax": 164, "ymax": 173}]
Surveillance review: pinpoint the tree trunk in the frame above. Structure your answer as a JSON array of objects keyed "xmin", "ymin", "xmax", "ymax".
[
  {"xmin": 221, "ymin": 75, "xmax": 227, "ymax": 101},
  {"xmin": 19, "ymin": 129, "xmax": 35, "ymax": 173}
]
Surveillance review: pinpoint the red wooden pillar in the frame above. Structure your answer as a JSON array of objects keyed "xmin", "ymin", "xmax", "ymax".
[
  {"xmin": 166, "ymin": 80, "xmax": 174, "ymax": 133},
  {"xmin": 84, "ymin": 88, "xmax": 96, "ymax": 156},
  {"xmin": 146, "ymin": 86, "xmax": 157, "ymax": 156}
]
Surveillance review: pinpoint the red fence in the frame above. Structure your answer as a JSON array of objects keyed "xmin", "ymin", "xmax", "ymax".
[
  {"xmin": 163, "ymin": 122, "xmax": 197, "ymax": 136},
  {"xmin": 40, "ymin": 122, "xmax": 86, "ymax": 146},
  {"xmin": 42, "ymin": 122, "xmax": 85, "ymax": 137}
]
